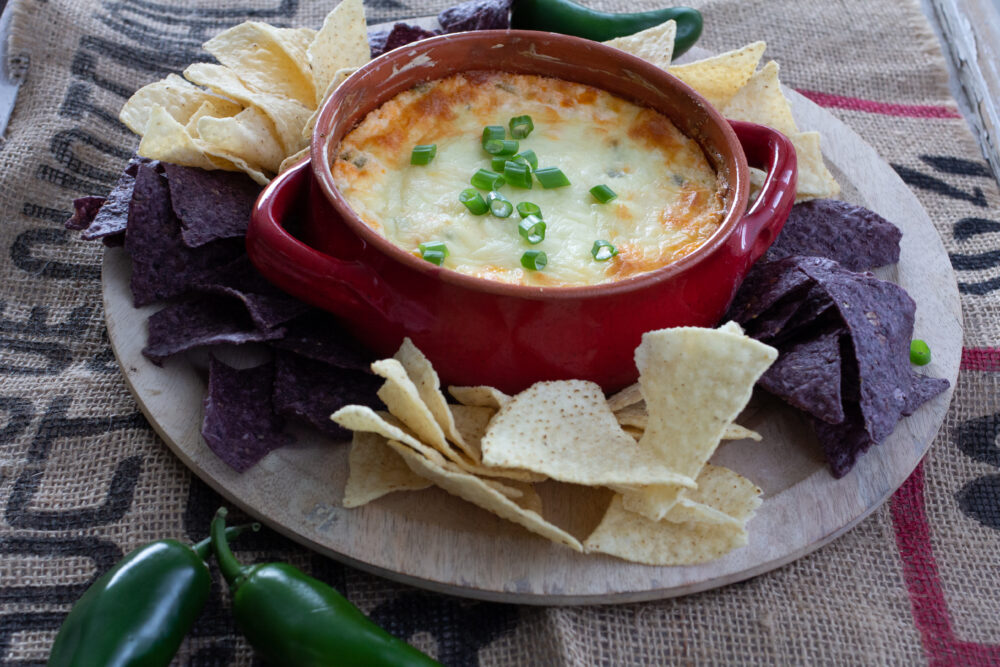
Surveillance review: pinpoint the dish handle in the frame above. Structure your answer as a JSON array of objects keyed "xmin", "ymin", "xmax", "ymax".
[
  {"xmin": 726, "ymin": 120, "xmax": 798, "ymax": 267},
  {"xmin": 246, "ymin": 159, "xmax": 384, "ymax": 321}
]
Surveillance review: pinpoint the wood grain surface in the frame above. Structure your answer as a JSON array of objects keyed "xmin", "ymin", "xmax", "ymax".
[{"xmin": 102, "ymin": 89, "xmax": 963, "ymax": 605}]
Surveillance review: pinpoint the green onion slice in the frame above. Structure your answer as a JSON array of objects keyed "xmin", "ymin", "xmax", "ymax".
[
  {"xmin": 471, "ymin": 168, "xmax": 505, "ymax": 190},
  {"xmin": 503, "ymin": 161, "xmax": 533, "ymax": 189},
  {"xmin": 509, "ymin": 115, "xmax": 534, "ymax": 139},
  {"xmin": 535, "ymin": 167, "xmax": 571, "ymax": 188},
  {"xmin": 482, "ymin": 125, "xmax": 505, "ymax": 145},
  {"xmin": 518, "ymin": 215, "xmax": 546, "ymax": 244},
  {"xmin": 591, "ymin": 240, "xmax": 617, "ymax": 261},
  {"xmin": 487, "ymin": 191, "xmax": 513, "ymax": 218},
  {"xmin": 590, "ymin": 184, "xmax": 617, "ymax": 203},
  {"xmin": 516, "ymin": 201, "xmax": 541, "ymax": 218},
  {"xmin": 410, "ymin": 144, "xmax": 437, "ymax": 165},
  {"xmin": 910, "ymin": 339, "xmax": 931, "ymax": 365},
  {"xmin": 459, "ymin": 188, "xmax": 489, "ymax": 215},
  {"xmin": 521, "ymin": 250, "xmax": 547, "ymax": 271},
  {"xmin": 420, "ymin": 249, "xmax": 447, "ymax": 265},
  {"xmin": 513, "ymin": 149, "xmax": 538, "ymax": 170},
  {"xmin": 490, "ymin": 155, "xmax": 508, "ymax": 172},
  {"xmin": 484, "ymin": 139, "xmax": 519, "ymax": 156}
]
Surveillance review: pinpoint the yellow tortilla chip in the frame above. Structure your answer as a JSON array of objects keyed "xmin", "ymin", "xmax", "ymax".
[
  {"xmin": 184, "ymin": 62, "xmax": 311, "ymax": 154},
  {"xmin": 386, "ymin": 440, "xmax": 582, "ymax": 551},
  {"xmin": 625, "ymin": 324, "xmax": 776, "ymax": 519},
  {"xmin": 331, "ymin": 405, "xmax": 449, "ymax": 464},
  {"xmin": 603, "ymin": 20, "xmax": 676, "ymax": 69},
  {"xmin": 606, "ymin": 382, "xmax": 642, "ymax": 412},
  {"xmin": 278, "ymin": 147, "xmax": 309, "ymax": 174},
  {"xmin": 724, "ymin": 423, "xmax": 762, "ymax": 442},
  {"xmin": 308, "ymin": 0, "xmax": 370, "ymax": 105},
  {"xmin": 789, "ymin": 131, "xmax": 840, "ymax": 200},
  {"xmin": 371, "ymin": 358, "xmax": 460, "ymax": 463},
  {"xmin": 302, "ymin": 67, "xmax": 359, "ymax": 141},
  {"xmin": 197, "ymin": 106, "xmax": 284, "ymax": 173},
  {"xmin": 448, "ymin": 385, "xmax": 511, "ymax": 410},
  {"xmin": 184, "ymin": 99, "xmax": 241, "ymax": 138},
  {"xmin": 584, "ymin": 494, "xmax": 747, "ymax": 565},
  {"xmin": 203, "ymin": 22, "xmax": 317, "ymax": 106},
  {"xmin": 614, "ymin": 402, "xmax": 761, "ymax": 442},
  {"xmin": 669, "ymin": 41, "xmax": 766, "ymax": 109},
  {"xmin": 138, "ymin": 105, "xmax": 227, "ymax": 171},
  {"xmin": 683, "ymin": 463, "xmax": 762, "ymax": 521},
  {"xmin": 120, "ymin": 74, "xmax": 240, "ymax": 136},
  {"xmin": 721, "ymin": 60, "xmax": 798, "ymax": 137},
  {"xmin": 342, "ymin": 431, "xmax": 432, "ymax": 508},
  {"xmin": 481, "ymin": 380, "xmax": 697, "ymax": 488},
  {"xmin": 393, "ymin": 339, "xmax": 476, "ymax": 460}
]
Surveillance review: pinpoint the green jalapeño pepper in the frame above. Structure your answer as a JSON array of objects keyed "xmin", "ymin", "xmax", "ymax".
[
  {"xmin": 511, "ymin": 0, "xmax": 703, "ymax": 57},
  {"xmin": 48, "ymin": 524, "xmax": 256, "ymax": 667},
  {"xmin": 211, "ymin": 508, "xmax": 440, "ymax": 667}
]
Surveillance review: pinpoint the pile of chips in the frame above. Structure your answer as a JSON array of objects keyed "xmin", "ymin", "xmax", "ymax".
[
  {"xmin": 117, "ymin": 0, "xmax": 512, "ymax": 186},
  {"xmin": 601, "ymin": 21, "xmax": 839, "ymax": 201},
  {"xmin": 728, "ymin": 200, "xmax": 949, "ymax": 476},
  {"xmin": 331, "ymin": 327, "xmax": 776, "ymax": 566}
]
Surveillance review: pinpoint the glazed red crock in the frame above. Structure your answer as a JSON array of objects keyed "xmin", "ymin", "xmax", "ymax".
[{"xmin": 247, "ymin": 30, "xmax": 797, "ymax": 393}]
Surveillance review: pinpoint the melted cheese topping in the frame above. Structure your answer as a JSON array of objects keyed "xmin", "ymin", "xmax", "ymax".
[{"xmin": 332, "ymin": 72, "xmax": 725, "ymax": 287}]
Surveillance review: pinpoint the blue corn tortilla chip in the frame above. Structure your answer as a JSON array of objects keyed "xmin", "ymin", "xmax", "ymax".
[
  {"xmin": 193, "ymin": 256, "xmax": 309, "ymax": 330},
  {"xmin": 758, "ymin": 328, "xmax": 844, "ymax": 424},
  {"xmin": 125, "ymin": 164, "xmax": 244, "ymax": 306},
  {"xmin": 732, "ymin": 255, "xmax": 949, "ymax": 477},
  {"xmin": 66, "ymin": 196, "xmax": 106, "ymax": 231},
  {"xmin": 143, "ymin": 295, "xmax": 285, "ymax": 365},
  {"xmin": 272, "ymin": 351, "xmax": 383, "ymax": 439},
  {"xmin": 370, "ymin": 23, "xmax": 440, "ymax": 58},
  {"xmin": 438, "ymin": 0, "xmax": 512, "ymax": 32},
  {"xmin": 269, "ymin": 311, "xmax": 376, "ymax": 373},
  {"xmin": 68, "ymin": 156, "xmax": 157, "ymax": 244},
  {"xmin": 202, "ymin": 356, "xmax": 292, "ymax": 472},
  {"xmin": 765, "ymin": 199, "xmax": 902, "ymax": 271},
  {"xmin": 163, "ymin": 163, "xmax": 261, "ymax": 248}
]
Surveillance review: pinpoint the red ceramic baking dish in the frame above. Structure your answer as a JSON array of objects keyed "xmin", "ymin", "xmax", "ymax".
[{"xmin": 247, "ymin": 30, "xmax": 797, "ymax": 393}]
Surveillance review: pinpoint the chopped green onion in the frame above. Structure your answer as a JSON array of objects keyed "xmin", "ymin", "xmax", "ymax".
[
  {"xmin": 482, "ymin": 125, "xmax": 505, "ymax": 145},
  {"xmin": 509, "ymin": 115, "xmax": 534, "ymax": 139},
  {"xmin": 521, "ymin": 250, "xmax": 547, "ymax": 271},
  {"xmin": 471, "ymin": 169, "xmax": 505, "ymax": 190},
  {"xmin": 487, "ymin": 191, "xmax": 513, "ymax": 218},
  {"xmin": 518, "ymin": 215, "xmax": 546, "ymax": 244},
  {"xmin": 590, "ymin": 184, "xmax": 617, "ymax": 203},
  {"xmin": 513, "ymin": 149, "xmax": 538, "ymax": 170},
  {"xmin": 459, "ymin": 188, "xmax": 489, "ymax": 215},
  {"xmin": 535, "ymin": 167, "xmax": 571, "ymax": 188},
  {"xmin": 516, "ymin": 201, "xmax": 541, "ymax": 218},
  {"xmin": 419, "ymin": 241, "xmax": 448, "ymax": 266},
  {"xmin": 491, "ymin": 155, "xmax": 508, "ymax": 171},
  {"xmin": 484, "ymin": 139, "xmax": 519, "ymax": 156},
  {"xmin": 410, "ymin": 144, "xmax": 436, "ymax": 165},
  {"xmin": 910, "ymin": 339, "xmax": 931, "ymax": 365},
  {"xmin": 503, "ymin": 161, "xmax": 533, "ymax": 189},
  {"xmin": 591, "ymin": 240, "xmax": 617, "ymax": 261}
]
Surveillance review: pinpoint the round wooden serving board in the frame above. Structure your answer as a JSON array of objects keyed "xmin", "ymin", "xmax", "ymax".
[{"xmin": 103, "ymin": 86, "xmax": 962, "ymax": 605}]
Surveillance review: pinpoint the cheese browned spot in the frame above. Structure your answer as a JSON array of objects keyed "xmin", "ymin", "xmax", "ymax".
[{"xmin": 332, "ymin": 72, "xmax": 726, "ymax": 287}]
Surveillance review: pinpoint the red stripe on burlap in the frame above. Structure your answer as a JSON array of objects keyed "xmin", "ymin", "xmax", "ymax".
[
  {"xmin": 890, "ymin": 463, "xmax": 1000, "ymax": 664},
  {"xmin": 797, "ymin": 89, "xmax": 962, "ymax": 119},
  {"xmin": 961, "ymin": 348, "xmax": 1000, "ymax": 372}
]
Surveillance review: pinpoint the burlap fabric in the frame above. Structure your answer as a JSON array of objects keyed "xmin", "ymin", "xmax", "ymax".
[{"xmin": 1, "ymin": 0, "xmax": 998, "ymax": 663}]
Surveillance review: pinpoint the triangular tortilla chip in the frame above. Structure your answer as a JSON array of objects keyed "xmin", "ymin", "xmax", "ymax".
[
  {"xmin": 308, "ymin": 0, "xmax": 370, "ymax": 105},
  {"xmin": 343, "ymin": 431, "xmax": 432, "ymax": 507},
  {"xmin": 668, "ymin": 41, "xmax": 766, "ymax": 109},
  {"xmin": 721, "ymin": 60, "xmax": 798, "ymax": 136},
  {"xmin": 302, "ymin": 66, "xmax": 358, "ymax": 141},
  {"xmin": 204, "ymin": 22, "xmax": 317, "ymax": 106},
  {"xmin": 386, "ymin": 440, "xmax": 582, "ymax": 551},
  {"xmin": 603, "ymin": 20, "xmax": 676, "ymax": 69},
  {"xmin": 481, "ymin": 380, "xmax": 697, "ymax": 487},
  {"xmin": 789, "ymin": 131, "xmax": 840, "ymax": 200},
  {"xmin": 197, "ymin": 106, "xmax": 285, "ymax": 173},
  {"xmin": 448, "ymin": 385, "xmax": 511, "ymax": 410},
  {"xmin": 138, "ymin": 105, "xmax": 227, "ymax": 171}
]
